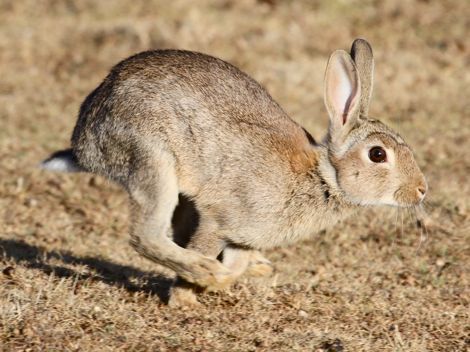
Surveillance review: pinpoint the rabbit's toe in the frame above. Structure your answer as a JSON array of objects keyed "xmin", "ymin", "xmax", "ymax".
[
  {"xmin": 169, "ymin": 286, "xmax": 201, "ymax": 308},
  {"xmin": 182, "ymin": 257, "xmax": 234, "ymax": 289},
  {"xmin": 204, "ymin": 273, "xmax": 236, "ymax": 292},
  {"xmin": 246, "ymin": 255, "xmax": 273, "ymax": 277}
]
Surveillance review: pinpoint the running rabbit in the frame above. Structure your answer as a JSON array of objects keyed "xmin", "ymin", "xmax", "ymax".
[{"xmin": 42, "ymin": 39, "xmax": 427, "ymax": 306}]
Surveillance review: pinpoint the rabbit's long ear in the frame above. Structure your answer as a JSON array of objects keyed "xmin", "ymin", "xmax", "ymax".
[
  {"xmin": 324, "ymin": 50, "xmax": 361, "ymax": 140},
  {"xmin": 350, "ymin": 38, "xmax": 374, "ymax": 115}
]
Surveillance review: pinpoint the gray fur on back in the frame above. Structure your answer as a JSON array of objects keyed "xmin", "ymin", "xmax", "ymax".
[{"xmin": 71, "ymin": 50, "xmax": 333, "ymax": 249}]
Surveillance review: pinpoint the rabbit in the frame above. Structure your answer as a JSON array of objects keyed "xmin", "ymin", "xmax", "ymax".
[{"xmin": 41, "ymin": 39, "xmax": 427, "ymax": 307}]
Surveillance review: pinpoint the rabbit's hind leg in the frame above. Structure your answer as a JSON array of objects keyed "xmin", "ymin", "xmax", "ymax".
[
  {"xmin": 169, "ymin": 218, "xmax": 234, "ymax": 308},
  {"xmin": 127, "ymin": 152, "xmax": 232, "ymax": 290},
  {"xmin": 169, "ymin": 246, "xmax": 273, "ymax": 308}
]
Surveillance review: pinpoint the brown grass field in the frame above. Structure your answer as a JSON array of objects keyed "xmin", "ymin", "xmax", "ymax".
[{"xmin": 0, "ymin": 0, "xmax": 468, "ymax": 351}]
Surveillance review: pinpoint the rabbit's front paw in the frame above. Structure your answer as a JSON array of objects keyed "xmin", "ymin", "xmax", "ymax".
[{"xmin": 246, "ymin": 253, "xmax": 274, "ymax": 278}]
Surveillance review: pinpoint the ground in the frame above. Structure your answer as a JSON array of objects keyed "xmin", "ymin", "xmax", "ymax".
[{"xmin": 0, "ymin": 0, "xmax": 468, "ymax": 351}]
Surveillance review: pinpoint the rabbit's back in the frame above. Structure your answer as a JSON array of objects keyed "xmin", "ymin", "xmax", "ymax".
[{"xmin": 71, "ymin": 50, "xmax": 316, "ymax": 198}]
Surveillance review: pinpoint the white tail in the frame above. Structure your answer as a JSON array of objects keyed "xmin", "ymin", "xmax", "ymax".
[{"xmin": 40, "ymin": 149, "xmax": 82, "ymax": 172}]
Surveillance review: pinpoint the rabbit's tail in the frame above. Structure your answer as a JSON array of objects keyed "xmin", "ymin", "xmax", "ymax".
[{"xmin": 40, "ymin": 148, "xmax": 83, "ymax": 172}]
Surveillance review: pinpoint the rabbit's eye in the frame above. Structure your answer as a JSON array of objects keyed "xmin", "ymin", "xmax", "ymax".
[{"xmin": 369, "ymin": 146, "xmax": 387, "ymax": 163}]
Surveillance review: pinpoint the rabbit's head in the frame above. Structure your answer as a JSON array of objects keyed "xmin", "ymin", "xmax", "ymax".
[{"xmin": 323, "ymin": 39, "xmax": 426, "ymax": 207}]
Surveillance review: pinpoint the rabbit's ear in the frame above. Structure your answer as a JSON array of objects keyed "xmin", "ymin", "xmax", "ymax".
[
  {"xmin": 324, "ymin": 50, "xmax": 361, "ymax": 139},
  {"xmin": 350, "ymin": 38, "xmax": 374, "ymax": 115}
]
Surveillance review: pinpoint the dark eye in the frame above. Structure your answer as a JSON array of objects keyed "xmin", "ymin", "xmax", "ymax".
[{"xmin": 369, "ymin": 146, "xmax": 387, "ymax": 163}]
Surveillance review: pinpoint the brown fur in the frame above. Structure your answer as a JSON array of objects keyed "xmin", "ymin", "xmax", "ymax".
[{"xmin": 42, "ymin": 39, "xmax": 426, "ymax": 306}]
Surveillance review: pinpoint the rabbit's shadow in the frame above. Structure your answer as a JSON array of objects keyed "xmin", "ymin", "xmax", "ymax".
[
  {"xmin": 0, "ymin": 195, "xmax": 201, "ymax": 303},
  {"xmin": 0, "ymin": 238, "xmax": 175, "ymax": 302}
]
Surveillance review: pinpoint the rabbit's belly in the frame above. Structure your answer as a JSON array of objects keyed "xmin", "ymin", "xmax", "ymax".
[
  {"xmin": 278, "ymin": 216, "xmax": 340, "ymax": 247},
  {"xmin": 231, "ymin": 209, "xmax": 346, "ymax": 250}
]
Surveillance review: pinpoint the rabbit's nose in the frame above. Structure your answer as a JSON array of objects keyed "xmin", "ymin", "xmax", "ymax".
[{"xmin": 416, "ymin": 185, "xmax": 427, "ymax": 200}]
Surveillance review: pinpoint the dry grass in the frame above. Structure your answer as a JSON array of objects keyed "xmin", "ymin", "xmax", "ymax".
[{"xmin": 0, "ymin": 0, "xmax": 468, "ymax": 351}]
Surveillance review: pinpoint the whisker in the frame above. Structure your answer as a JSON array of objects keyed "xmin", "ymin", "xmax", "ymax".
[
  {"xmin": 405, "ymin": 206, "xmax": 413, "ymax": 224},
  {"xmin": 414, "ymin": 205, "xmax": 429, "ymax": 255},
  {"xmin": 400, "ymin": 207, "xmax": 404, "ymax": 240},
  {"xmin": 398, "ymin": 108, "xmax": 401, "ymax": 134},
  {"xmin": 401, "ymin": 207, "xmax": 413, "ymax": 236},
  {"xmin": 417, "ymin": 203, "xmax": 427, "ymax": 217},
  {"xmin": 420, "ymin": 205, "xmax": 430, "ymax": 238},
  {"xmin": 422, "ymin": 199, "xmax": 435, "ymax": 212},
  {"xmin": 392, "ymin": 207, "xmax": 400, "ymax": 247}
]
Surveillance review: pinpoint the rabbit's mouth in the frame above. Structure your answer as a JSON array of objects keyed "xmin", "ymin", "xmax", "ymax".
[{"xmin": 394, "ymin": 183, "xmax": 427, "ymax": 207}]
